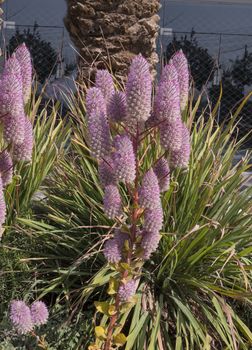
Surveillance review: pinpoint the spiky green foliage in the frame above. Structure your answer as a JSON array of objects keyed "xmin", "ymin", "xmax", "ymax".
[
  {"xmin": 9, "ymin": 87, "xmax": 252, "ymax": 349},
  {"xmin": 0, "ymin": 88, "xmax": 70, "ymax": 315}
]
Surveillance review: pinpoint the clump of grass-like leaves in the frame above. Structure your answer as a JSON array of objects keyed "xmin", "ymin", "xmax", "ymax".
[
  {"xmin": 0, "ymin": 88, "xmax": 70, "ymax": 316},
  {"xmin": 13, "ymin": 87, "xmax": 252, "ymax": 349}
]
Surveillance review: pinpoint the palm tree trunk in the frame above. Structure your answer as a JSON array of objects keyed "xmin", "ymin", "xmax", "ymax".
[{"xmin": 64, "ymin": 0, "xmax": 161, "ymax": 85}]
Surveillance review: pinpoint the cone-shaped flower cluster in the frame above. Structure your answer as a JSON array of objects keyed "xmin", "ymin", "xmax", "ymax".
[
  {"xmin": 139, "ymin": 169, "xmax": 164, "ymax": 258},
  {"xmin": 15, "ymin": 43, "xmax": 32, "ymax": 104},
  {"xmin": 154, "ymin": 62, "xmax": 181, "ymax": 122},
  {"xmin": 144, "ymin": 207, "xmax": 163, "ymax": 234},
  {"xmin": 0, "ymin": 44, "xmax": 33, "ymax": 240},
  {"xmin": 153, "ymin": 52, "xmax": 190, "ymax": 169},
  {"xmin": 30, "ymin": 301, "xmax": 49, "ymax": 326},
  {"xmin": 10, "ymin": 300, "xmax": 48, "ymax": 334},
  {"xmin": 95, "ymin": 69, "xmax": 115, "ymax": 104},
  {"xmin": 0, "ymin": 177, "xmax": 6, "ymax": 229},
  {"xmin": 141, "ymin": 230, "xmax": 161, "ymax": 260},
  {"xmin": 103, "ymin": 230, "xmax": 128, "ymax": 263},
  {"xmin": 87, "ymin": 110, "xmax": 111, "ymax": 159},
  {"xmin": 153, "ymin": 158, "xmax": 170, "ymax": 193},
  {"xmin": 13, "ymin": 117, "xmax": 33, "ymax": 162},
  {"xmin": 112, "ymin": 135, "xmax": 136, "ymax": 183},
  {"xmin": 159, "ymin": 118, "xmax": 183, "ymax": 152},
  {"xmin": 0, "ymin": 55, "xmax": 24, "ymax": 117},
  {"xmin": 86, "ymin": 87, "xmax": 111, "ymax": 159},
  {"xmin": 170, "ymin": 123, "xmax": 191, "ymax": 169},
  {"xmin": 98, "ymin": 158, "xmax": 116, "ymax": 187},
  {"xmin": 0, "ymin": 56, "xmax": 25, "ymax": 145},
  {"xmin": 0, "ymin": 151, "xmax": 13, "ymax": 187},
  {"xmin": 126, "ymin": 55, "xmax": 152, "ymax": 124},
  {"xmin": 139, "ymin": 169, "xmax": 161, "ymax": 210},
  {"xmin": 10, "ymin": 300, "xmax": 33, "ymax": 334},
  {"xmin": 107, "ymin": 91, "xmax": 127, "ymax": 122},
  {"xmin": 118, "ymin": 280, "xmax": 137, "ymax": 302},
  {"xmin": 171, "ymin": 50, "xmax": 189, "ymax": 111},
  {"xmin": 86, "ymin": 87, "xmax": 106, "ymax": 117},
  {"xmin": 103, "ymin": 185, "xmax": 122, "ymax": 219}
]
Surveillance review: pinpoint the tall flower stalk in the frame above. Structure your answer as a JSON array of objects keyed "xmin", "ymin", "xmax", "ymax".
[
  {"xmin": 0, "ymin": 43, "xmax": 33, "ymax": 239},
  {"xmin": 87, "ymin": 52, "xmax": 190, "ymax": 350}
]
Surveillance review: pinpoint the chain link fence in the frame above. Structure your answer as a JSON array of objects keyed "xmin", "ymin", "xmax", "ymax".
[
  {"xmin": 160, "ymin": 0, "xmax": 252, "ymax": 148},
  {"xmin": 0, "ymin": 0, "xmax": 76, "ymax": 89}
]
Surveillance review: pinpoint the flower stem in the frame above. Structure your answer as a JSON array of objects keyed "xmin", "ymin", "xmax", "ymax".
[{"xmin": 103, "ymin": 127, "xmax": 140, "ymax": 350}]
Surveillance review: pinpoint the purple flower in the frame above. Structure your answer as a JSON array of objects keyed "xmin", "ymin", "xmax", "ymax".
[
  {"xmin": 103, "ymin": 185, "xmax": 122, "ymax": 219},
  {"xmin": 172, "ymin": 50, "xmax": 189, "ymax": 111},
  {"xmin": 10, "ymin": 300, "xmax": 33, "ymax": 334},
  {"xmin": 153, "ymin": 158, "xmax": 170, "ymax": 193},
  {"xmin": 15, "ymin": 43, "xmax": 32, "ymax": 104},
  {"xmin": 3, "ymin": 112, "xmax": 25, "ymax": 145},
  {"xmin": 126, "ymin": 55, "xmax": 152, "ymax": 124},
  {"xmin": 144, "ymin": 206, "xmax": 163, "ymax": 234},
  {"xmin": 95, "ymin": 70, "xmax": 114, "ymax": 104},
  {"xmin": 141, "ymin": 231, "xmax": 161, "ymax": 259},
  {"xmin": 139, "ymin": 168, "xmax": 161, "ymax": 210},
  {"xmin": 30, "ymin": 301, "xmax": 49, "ymax": 326},
  {"xmin": 103, "ymin": 230, "xmax": 128, "ymax": 263},
  {"xmin": 170, "ymin": 123, "xmax": 191, "ymax": 169},
  {"xmin": 13, "ymin": 117, "xmax": 33, "ymax": 161},
  {"xmin": 159, "ymin": 118, "xmax": 183, "ymax": 152},
  {"xmin": 112, "ymin": 135, "xmax": 136, "ymax": 183},
  {"xmin": 154, "ymin": 62, "xmax": 181, "ymax": 122},
  {"xmin": 0, "ymin": 150, "xmax": 13, "ymax": 187},
  {"xmin": 0, "ymin": 55, "xmax": 24, "ymax": 118},
  {"xmin": 0, "ymin": 177, "xmax": 6, "ymax": 226},
  {"xmin": 107, "ymin": 91, "xmax": 127, "ymax": 122},
  {"xmin": 87, "ymin": 109, "xmax": 111, "ymax": 159},
  {"xmin": 98, "ymin": 157, "xmax": 117, "ymax": 187},
  {"xmin": 118, "ymin": 279, "xmax": 137, "ymax": 302},
  {"xmin": 86, "ymin": 87, "xmax": 106, "ymax": 118}
]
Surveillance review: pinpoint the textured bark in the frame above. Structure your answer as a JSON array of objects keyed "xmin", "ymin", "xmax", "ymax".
[{"xmin": 64, "ymin": 0, "xmax": 160, "ymax": 85}]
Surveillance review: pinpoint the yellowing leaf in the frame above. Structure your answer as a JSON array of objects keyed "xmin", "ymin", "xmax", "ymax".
[
  {"xmin": 119, "ymin": 302, "xmax": 135, "ymax": 314},
  {"xmin": 94, "ymin": 301, "xmax": 109, "ymax": 314},
  {"xmin": 107, "ymin": 277, "xmax": 119, "ymax": 295},
  {"xmin": 95, "ymin": 326, "xmax": 107, "ymax": 340},
  {"xmin": 113, "ymin": 333, "xmax": 127, "ymax": 346},
  {"xmin": 108, "ymin": 304, "xmax": 117, "ymax": 316},
  {"xmin": 88, "ymin": 344, "xmax": 100, "ymax": 350},
  {"xmin": 124, "ymin": 239, "xmax": 130, "ymax": 251},
  {"xmin": 120, "ymin": 262, "xmax": 131, "ymax": 271}
]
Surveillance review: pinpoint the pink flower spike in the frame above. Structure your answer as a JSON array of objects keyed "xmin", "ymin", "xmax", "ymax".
[
  {"xmin": 10, "ymin": 300, "xmax": 33, "ymax": 334},
  {"xmin": 30, "ymin": 301, "xmax": 49, "ymax": 326},
  {"xmin": 170, "ymin": 123, "xmax": 191, "ymax": 169},
  {"xmin": 172, "ymin": 50, "xmax": 189, "ymax": 111},
  {"xmin": 159, "ymin": 118, "xmax": 183, "ymax": 152},
  {"xmin": 95, "ymin": 69, "xmax": 115, "ymax": 104},
  {"xmin": 139, "ymin": 168, "xmax": 161, "ymax": 210},
  {"xmin": 107, "ymin": 91, "xmax": 127, "ymax": 122},
  {"xmin": 13, "ymin": 117, "xmax": 33, "ymax": 161},
  {"xmin": 126, "ymin": 54, "xmax": 152, "ymax": 124},
  {"xmin": 0, "ymin": 177, "xmax": 6, "ymax": 228},
  {"xmin": 0, "ymin": 55, "xmax": 24, "ymax": 118},
  {"xmin": 154, "ymin": 62, "xmax": 181, "ymax": 122},
  {"xmin": 153, "ymin": 158, "xmax": 170, "ymax": 193},
  {"xmin": 118, "ymin": 279, "xmax": 137, "ymax": 302},
  {"xmin": 112, "ymin": 134, "xmax": 136, "ymax": 183},
  {"xmin": 15, "ymin": 43, "xmax": 32, "ymax": 104},
  {"xmin": 0, "ymin": 150, "xmax": 13, "ymax": 187},
  {"xmin": 103, "ymin": 185, "xmax": 122, "ymax": 219}
]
